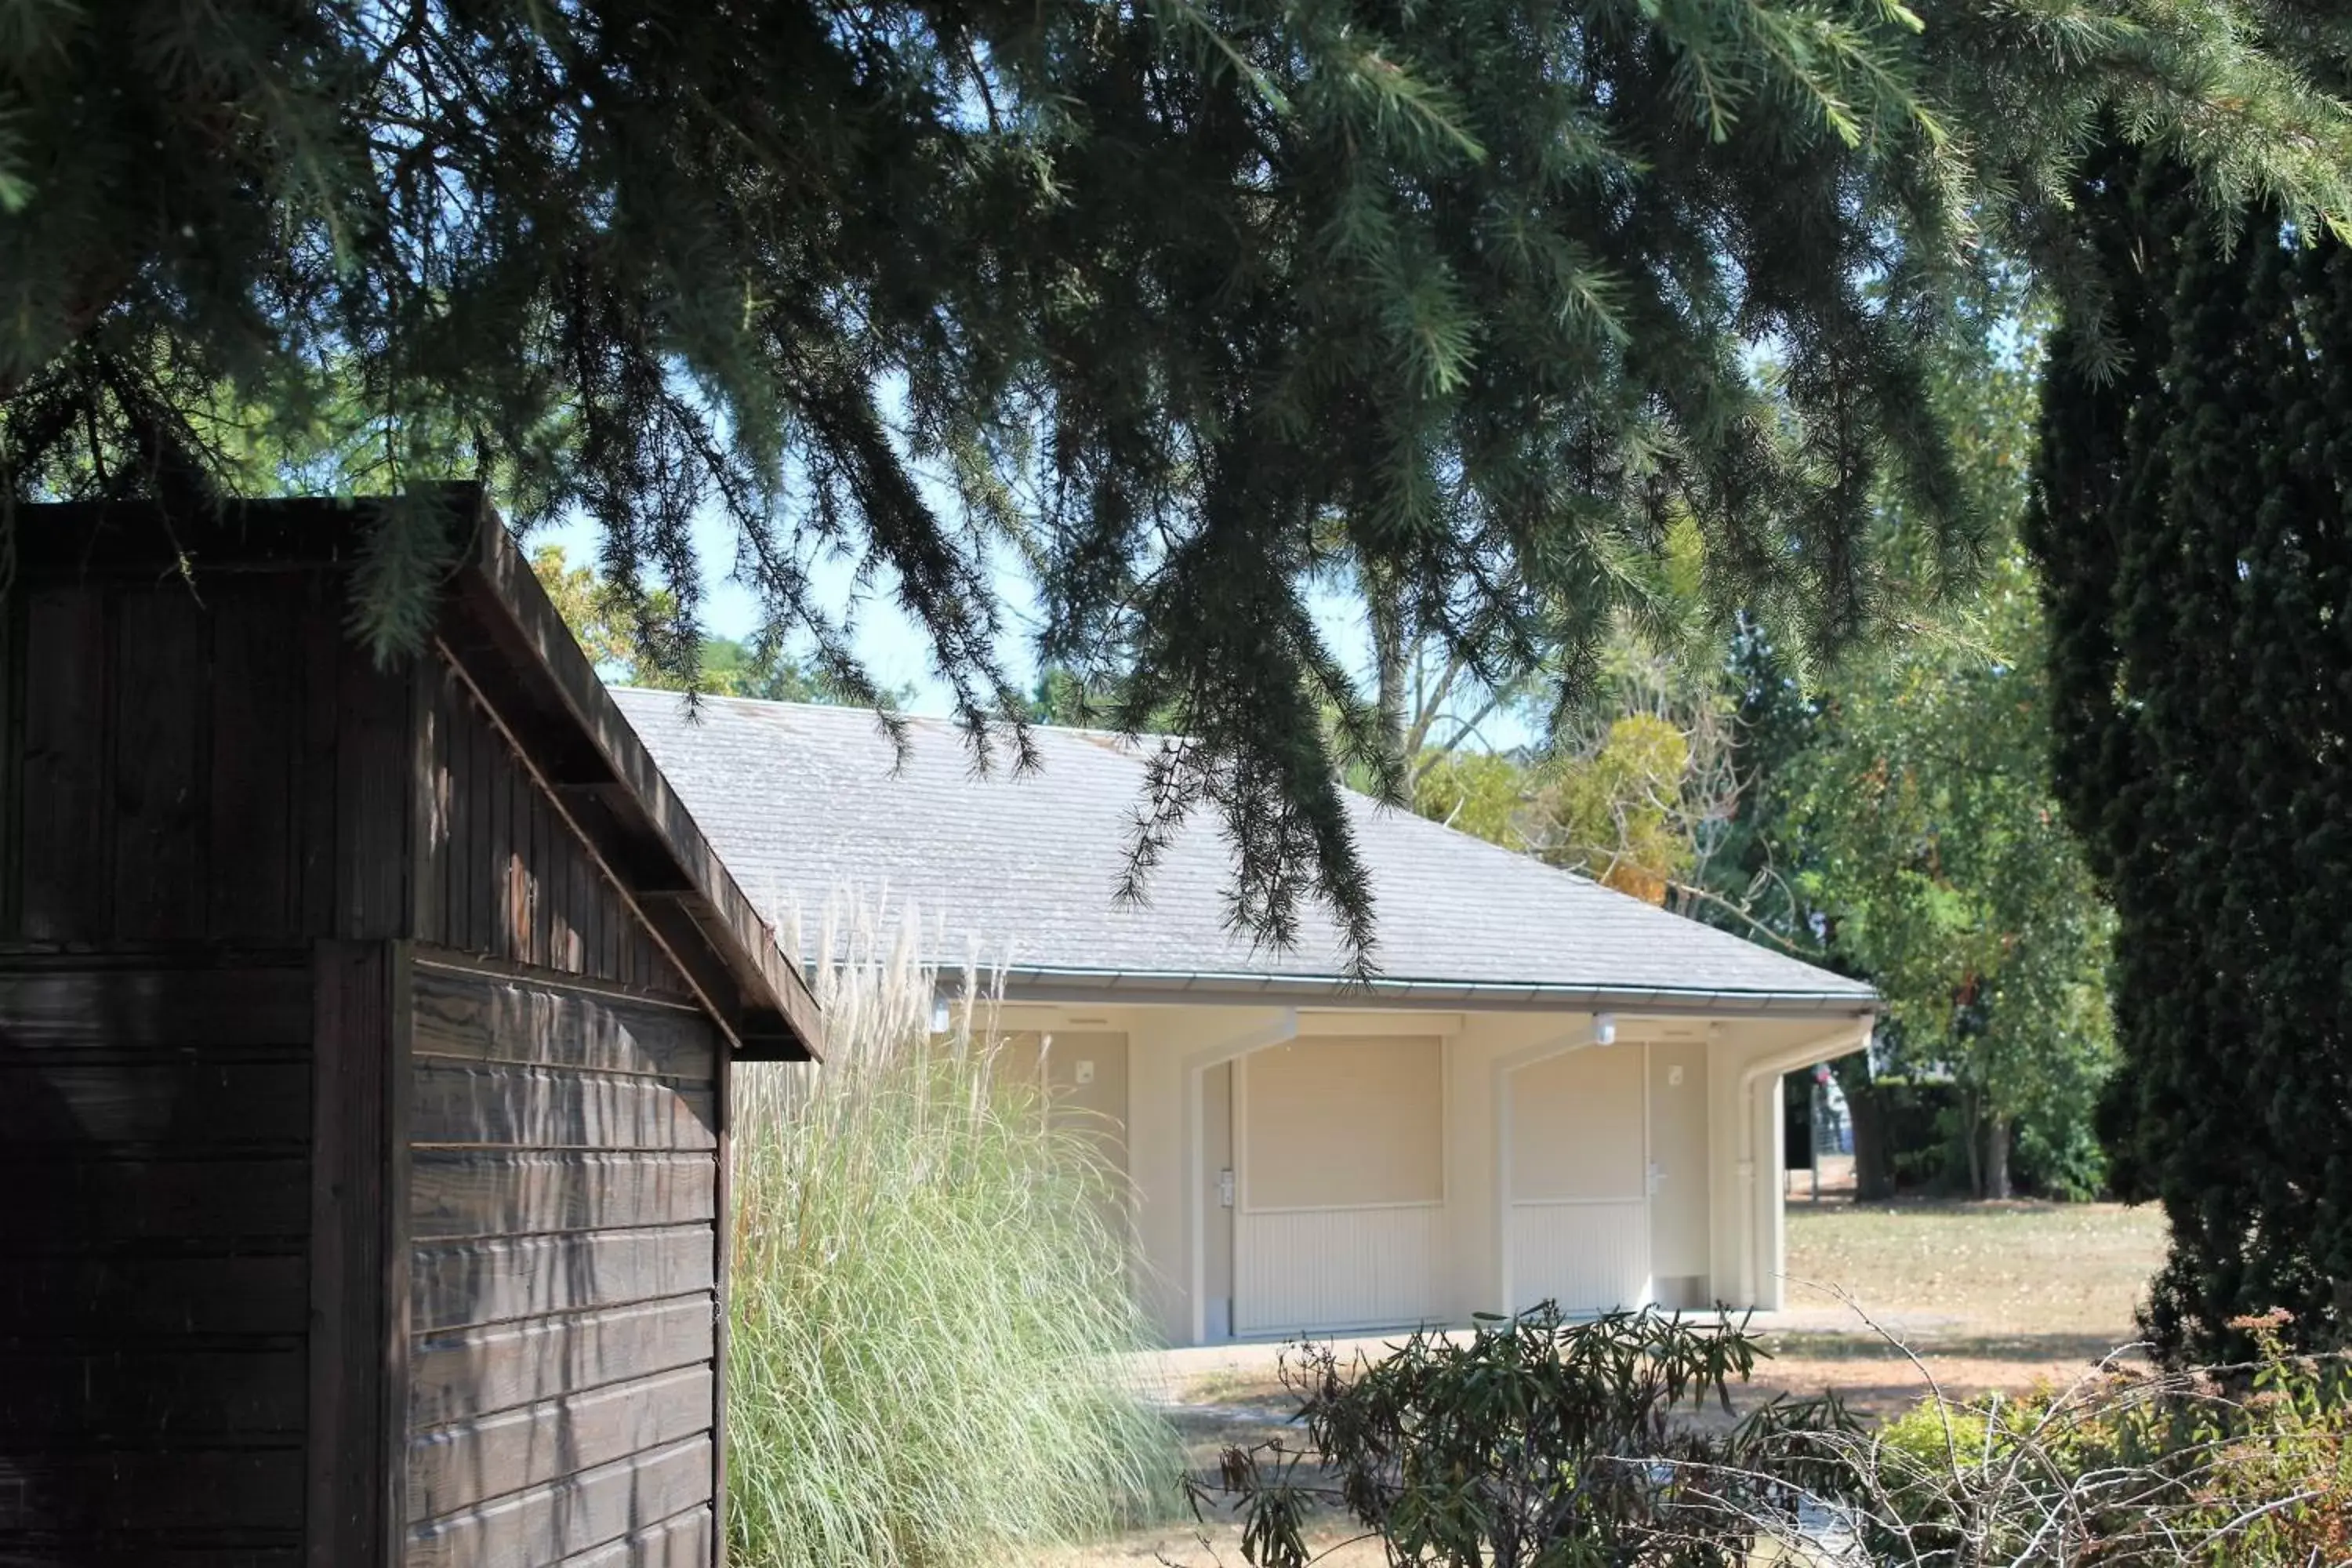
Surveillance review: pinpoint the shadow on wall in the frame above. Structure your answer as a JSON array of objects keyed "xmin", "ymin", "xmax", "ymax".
[
  {"xmin": 2, "ymin": 970, "xmax": 315, "ymax": 1565},
  {"xmin": 0, "ymin": 1026, "xmax": 85, "ymax": 1555},
  {"xmin": 0, "ymin": 971, "xmax": 326, "ymax": 1563}
]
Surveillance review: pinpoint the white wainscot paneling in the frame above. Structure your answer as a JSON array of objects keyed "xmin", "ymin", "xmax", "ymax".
[
  {"xmin": 1235, "ymin": 1206, "xmax": 1445, "ymax": 1335},
  {"xmin": 1507, "ymin": 1199, "xmax": 1650, "ymax": 1315}
]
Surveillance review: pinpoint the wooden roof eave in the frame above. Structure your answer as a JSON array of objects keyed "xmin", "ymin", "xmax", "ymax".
[{"xmin": 435, "ymin": 493, "xmax": 822, "ymax": 1062}]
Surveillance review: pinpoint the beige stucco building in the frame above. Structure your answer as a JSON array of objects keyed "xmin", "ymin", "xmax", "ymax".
[{"xmin": 617, "ymin": 692, "xmax": 1878, "ymax": 1346}]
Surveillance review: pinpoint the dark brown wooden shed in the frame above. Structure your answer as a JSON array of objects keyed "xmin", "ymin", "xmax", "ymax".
[{"xmin": 0, "ymin": 488, "xmax": 820, "ymax": 1568}]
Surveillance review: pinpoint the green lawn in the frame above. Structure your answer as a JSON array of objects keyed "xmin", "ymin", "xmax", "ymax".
[
  {"xmin": 1784, "ymin": 1197, "xmax": 2165, "ymax": 1338},
  {"xmin": 1751, "ymin": 1199, "xmax": 2169, "ymax": 1419}
]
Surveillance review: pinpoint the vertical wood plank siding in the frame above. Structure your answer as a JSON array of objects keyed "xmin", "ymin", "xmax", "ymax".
[
  {"xmin": 402, "ymin": 960, "xmax": 724, "ymax": 1566},
  {"xmin": 416, "ymin": 659, "xmax": 690, "ymax": 996},
  {"xmin": 0, "ymin": 964, "xmax": 313, "ymax": 1568},
  {"xmin": 1503, "ymin": 1200, "xmax": 1653, "ymax": 1316},
  {"xmin": 1, "ymin": 531, "xmax": 768, "ymax": 1568},
  {"xmin": 3, "ymin": 578, "xmax": 689, "ymax": 1006},
  {"xmin": 1232, "ymin": 1205, "xmax": 1448, "ymax": 1336}
]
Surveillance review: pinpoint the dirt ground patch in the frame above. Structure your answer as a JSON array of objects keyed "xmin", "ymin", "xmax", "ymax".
[{"xmin": 1016, "ymin": 1200, "xmax": 2170, "ymax": 1565}]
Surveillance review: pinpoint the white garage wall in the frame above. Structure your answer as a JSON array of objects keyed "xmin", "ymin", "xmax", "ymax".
[
  {"xmin": 1508, "ymin": 1044, "xmax": 1646, "ymax": 1200},
  {"xmin": 1242, "ymin": 1036, "xmax": 1445, "ymax": 1208},
  {"xmin": 1232, "ymin": 1036, "xmax": 1446, "ymax": 1334},
  {"xmin": 1032, "ymin": 1000, "xmax": 1867, "ymax": 1345}
]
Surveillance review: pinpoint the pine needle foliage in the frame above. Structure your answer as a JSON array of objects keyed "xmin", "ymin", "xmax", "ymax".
[
  {"xmin": 7, "ymin": 2, "xmax": 2352, "ymax": 966},
  {"xmin": 2029, "ymin": 140, "xmax": 2352, "ymax": 1360}
]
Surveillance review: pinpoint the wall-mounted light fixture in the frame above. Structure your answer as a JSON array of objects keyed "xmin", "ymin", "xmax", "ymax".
[{"xmin": 1592, "ymin": 1011, "xmax": 1617, "ymax": 1046}]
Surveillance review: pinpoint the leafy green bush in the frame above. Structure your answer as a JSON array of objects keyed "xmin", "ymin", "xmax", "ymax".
[
  {"xmin": 1864, "ymin": 1311, "xmax": 2351, "ymax": 1566},
  {"xmin": 1206, "ymin": 1306, "xmax": 2350, "ymax": 1566},
  {"xmin": 726, "ymin": 918, "xmax": 1179, "ymax": 1566},
  {"xmin": 1207, "ymin": 1305, "xmax": 1864, "ymax": 1568}
]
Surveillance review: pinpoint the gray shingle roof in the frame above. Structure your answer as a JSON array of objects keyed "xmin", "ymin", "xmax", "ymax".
[{"xmin": 611, "ymin": 690, "xmax": 1876, "ymax": 1015}]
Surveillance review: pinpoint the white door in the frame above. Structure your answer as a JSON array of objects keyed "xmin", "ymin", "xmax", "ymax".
[
  {"xmin": 1504, "ymin": 1044, "xmax": 1651, "ymax": 1314},
  {"xmin": 1232, "ymin": 1036, "xmax": 1446, "ymax": 1335}
]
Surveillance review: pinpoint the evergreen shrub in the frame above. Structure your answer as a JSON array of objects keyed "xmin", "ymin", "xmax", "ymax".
[{"xmin": 2031, "ymin": 146, "xmax": 2352, "ymax": 1355}]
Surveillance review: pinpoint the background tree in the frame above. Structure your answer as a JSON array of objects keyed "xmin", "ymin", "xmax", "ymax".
[
  {"xmin": 533, "ymin": 546, "xmax": 902, "ymax": 705},
  {"xmin": 8, "ymin": 0, "xmax": 2352, "ymax": 967},
  {"xmin": 1409, "ymin": 514, "xmax": 1746, "ymax": 907},
  {"xmin": 1409, "ymin": 292, "xmax": 2115, "ymax": 1201},
  {"xmin": 2031, "ymin": 147, "xmax": 2352, "ymax": 1357},
  {"xmin": 1778, "ymin": 547, "xmax": 2117, "ymax": 1200},
  {"xmin": 1414, "ymin": 716, "xmax": 1694, "ymax": 905}
]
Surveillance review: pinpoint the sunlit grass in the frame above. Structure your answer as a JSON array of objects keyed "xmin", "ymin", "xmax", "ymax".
[
  {"xmin": 726, "ymin": 906, "xmax": 1181, "ymax": 1566},
  {"xmin": 1784, "ymin": 1198, "xmax": 2164, "ymax": 1335}
]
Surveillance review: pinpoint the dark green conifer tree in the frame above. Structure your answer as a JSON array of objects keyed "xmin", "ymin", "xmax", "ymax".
[
  {"xmin": 2031, "ymin": 150, "xmax": 2352, "ymax": 1357},
  {"xmin": 8, "ymin": 1, "xmax": 2352, "ymax": 962}
]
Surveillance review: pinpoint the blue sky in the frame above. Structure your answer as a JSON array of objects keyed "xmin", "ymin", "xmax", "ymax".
[
  {"xmin": 532, "ymin": 503, "xmax": 1372, "ymax": 717},
  {"xmin": 530, "ymin": 503, "xmax": 1539, "ymax": 751},
  {"xmin": 532, "ymin": 505, "xmax": 1000, "ymax": 704}
]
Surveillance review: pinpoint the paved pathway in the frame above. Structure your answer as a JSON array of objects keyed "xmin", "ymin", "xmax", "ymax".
[{"xmin": 1137, "ymin": 1304, "xmax": 1964, "ymax": 1396}]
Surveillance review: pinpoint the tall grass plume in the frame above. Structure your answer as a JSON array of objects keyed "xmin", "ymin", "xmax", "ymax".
[{"xmin": 727, "ymin": 902, "xmax": 1180, "ymax": 1566}]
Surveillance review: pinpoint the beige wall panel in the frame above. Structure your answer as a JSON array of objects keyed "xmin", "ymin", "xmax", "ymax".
[
  {"xmin": 1648, "ymin": 1042, "xmax": 1711, "ymax": 1293},
  {"xmin": 1505, "ymin": 1200, "xmax": 1649, "ymax": 1314},
  {"xmin": 1018, "ymin": 1030, "xmax": 1131, "ymax": 1173},
  {"xmin": 1243, "ymin": 1036, "xmax": 1444, "ymax": 1210},
  {"xmin": 999, "ymin": 1029, "xmax": 1131, "ymax": 1251},
  {"xmin": 1508, "ymin": 1044, "xmax": 1645, "ymax": 1200}
]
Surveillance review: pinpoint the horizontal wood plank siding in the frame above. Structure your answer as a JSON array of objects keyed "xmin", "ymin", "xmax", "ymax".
[
  {"xmin": 411, "ymin": 1150, "xmax": 717, "ymax": 1240},
  {"xmin": 405, "ymin": 1436, "xmax": 713, "ymax": 1568},
  {"xmin": 406, "ymin": 1365, "xmax": 714, "ymax": 1521},
  {"xmin": 402, "ymin": 964, "xmax": 722, "ymax": 1567},
  {"xmin": 0, "ymin": 1155, "xmax": 310, "ymax": 1242},
  {"xmin": 410, "ymin": 1062, "xmax": 717, "ymax": 1151},
  {"xmin": 0, "ymin": 965, "xmax": 312, "ymax": 1047},
  {"xmin": 0, "ymin": 963, "xmax": 311, "ymax": 1565},
  {"xmin": 6, "ymin": 1253, "xmax": 310, "ymax": 1338},
  {"xmin": 409, "ymin": 1226, "xmax": 717, "ymax": 1332},
  {"xmin": 407, "ymin": 1298, "xmax": 717, "ymax": 1432},
  {"xmin": 553, "ymin": 1506, "xmax": 714, "ymax": 1568},
  {"xmin": 0, "ymin": 1551, "xmax": 302, "ymax": 1568},
  {"xmin": 2, "ymin": 508, "xmax": 783, "ymax": 1568},
  {"xmin": 0, "ymin": 1345, "xmax": 309, "ymax": 1436},
  {"xmin": 1, "ymin": 1059, "xmax": 312, "ymax": 1145},
  {"xmin": 412, "ymin": 964, "xmax": 716, "ymax": 1079}
]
